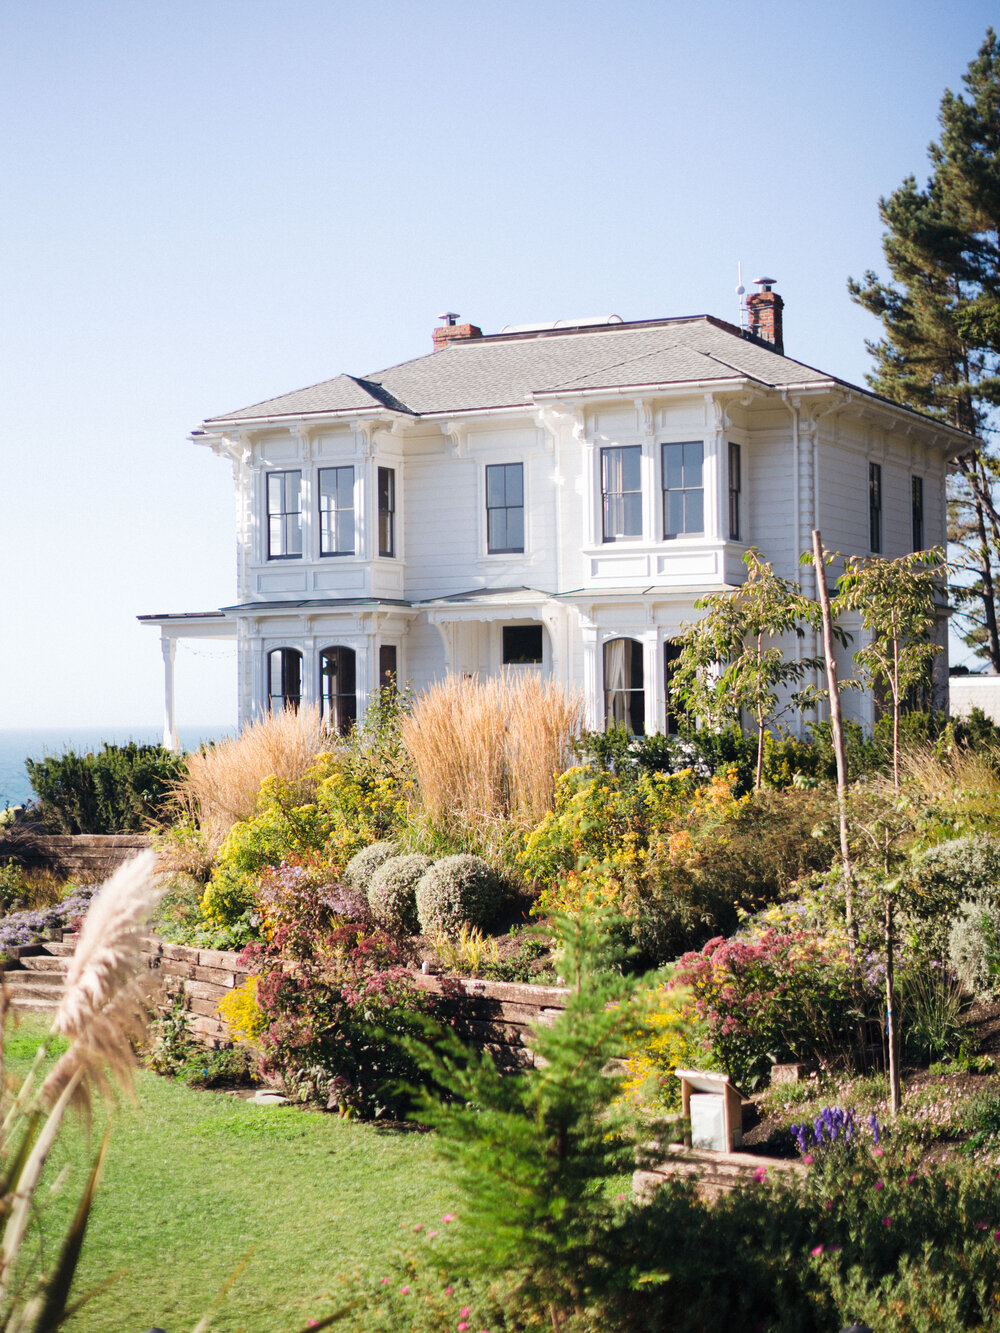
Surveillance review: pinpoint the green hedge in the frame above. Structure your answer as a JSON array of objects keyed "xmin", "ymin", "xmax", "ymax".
[{"xmin": 25, "ymin": 742, "xmax": 184, "ymax": 833}]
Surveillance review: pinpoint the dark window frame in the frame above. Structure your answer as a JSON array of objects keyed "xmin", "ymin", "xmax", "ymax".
[
  {"xmin": 664, "ymin": 639, "xmax": 684, "ymax": 736},
  {"xmin": 318, "ymin": 465, "xmax": 355, "ymax": 557},
  {"xmin": 728, "ymin": 441, "xmax": 742, "ymax": 542},
  {"xmin": 601, "ymin": 445, "xmax": 643, "ymax": 543},
  {"xmin": 869, "ymin": 462, "xmax": 882, "ymax": 553},
  {"xmin": 320, "ymin": 645, "xmax": 357, "ymax": 736},
  {"xmin": 912, "ymin": 475, "xmax": 924, "ymax": 551},
  {"xmin": 486, "ymin": 463, "xmax": 525, "ymax": 554},
  {"xmin": 266, "ymin": 470, "xmax": 302, "ymax": 560},
  {"xmin": 502, "ymin": 624, "xmax": 543, "ymax": 665},
  {"xmin": 267, "ymin": 647, "xmax": 302, "ymax": 712},
  {"xmin": 378, "ymin": 467, "xmax": 395, "ymax": 558},
  {"xmin": 662, "ymin": 441, "xmax": 705, "ymax": 540}
]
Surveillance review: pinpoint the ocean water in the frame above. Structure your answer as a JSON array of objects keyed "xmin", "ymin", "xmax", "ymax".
[{"xmin": 0, "ymin": 726, "xmax": 234, "ymax": 810}]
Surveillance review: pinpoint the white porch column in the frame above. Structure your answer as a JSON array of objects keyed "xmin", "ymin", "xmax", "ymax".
[
  {"xmin": 643, "ymin": 634, "xmax": 660, "ymax": 737},
  {"xmin": 581, "ymin": 622, "xmax": 600, "ymax": 730},
  {"xmin": 161, "ymin": 636, "xmax": 179, "ymax": 751}
]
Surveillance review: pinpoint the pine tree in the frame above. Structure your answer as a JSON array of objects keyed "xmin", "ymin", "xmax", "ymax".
[{"xmin": 850, "ymin": 28, "xmax": 1000, "ymax": 667}]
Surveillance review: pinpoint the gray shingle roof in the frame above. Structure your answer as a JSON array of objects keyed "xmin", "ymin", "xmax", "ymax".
[{"xmin": 202, "ymin": 316, "xmax": 840, "ymax": 425}]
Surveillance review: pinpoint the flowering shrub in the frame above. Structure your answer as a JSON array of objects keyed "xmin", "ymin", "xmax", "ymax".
[
  {"xmin": 216, "ymin": 976, "xmax": 266, "ymax": 1044},
  {"xmin": 0, "ymin": 883, "xmax": 97, "ymax": 955},
  {"xmin": 239, "ymin": 864, "xmax": 428, "ymax": 1116},
  {"xmin": 619, "ymin": 980, "xmax": 707, "ymax": 1112},
  {"xmin": 789, "ymin": 1105, "xmax": 885, "ymax": 1155},
  {"xmin": 671, "ymin": 928, "xmax": 864, "ymax": 1087}
]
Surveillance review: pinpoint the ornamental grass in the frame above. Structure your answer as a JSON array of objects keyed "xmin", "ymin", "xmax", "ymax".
[{"xmin": 400, "ymin": 674, "xmax": 583, "ymax": 860}]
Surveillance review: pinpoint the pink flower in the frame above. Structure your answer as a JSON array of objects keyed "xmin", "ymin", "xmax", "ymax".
[
  {"xmin": 308, "ymin": 1323, "xmax": 319, "ymax": 1328},
  {"xmin": 461, "ymin": 1309, "xmax": 471, "ymax": 1319},
  {"xmin": 882, "ymin": 1217, "xmax": 892, "ymax": 1228},
  {"xmin": 802, "ymin": 1154, "xmax": 814, "ymax": 1165},
  {"xmin": 458, "ymin": 1324, "xmax": 469, "ymax": 1332},
  {"xmin": 874, "ymin": 1180, "xmax": 884, "ymax": 1192},
  {"xmin": 401, "ymin": 1286, "xmax": 411, "ymax": 1294},
  {"xmin": 380, "ymin": 1278, "xmax": 389, "ymax": 1285},
  {"xmin": 428, "ymin": 1229, "xmax": 438, "ymax": 1237},
  {"xmin": 443, "ymin": 1213, "xmax": 458, "ymax": 1223},
  {"xmin": 906, "ymin": 1173, "xmax": 917, "ymax": 1184},
  {"xmin": 810, "ymin": 1245, "xmax": 824, "ymax": 1257},
  {"xmin": 824, "ymin": 1199, "xmax": 833, "ymax": 1211},
  {"xmin": 977, "ymin": 1222, "xmax": 988, "ymax": 1230},
  {"xmin": 616, "ymin": 1193, "xmax": 626, "ymax": 1201},
  {"xmin": 753, "ymin": 1167, "xmax": 767, "ymax": 1182},
  {"xmin": 413, "ymin": 1224, "xmax": 423, "ymax": 1231},
  {"xmin": 874, "ymin": 1146, "xmax": 884, "ymax": 1157},
  {"xmin": 995, "ymin": 1231, "xmax": 1000, "ymax": 1243},
  {"xmin": 444, "ymin": 1287, "xmax": 454, "ymax": 1296}
]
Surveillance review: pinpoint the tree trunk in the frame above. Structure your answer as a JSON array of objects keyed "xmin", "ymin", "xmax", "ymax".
[
  {"xmin": 811, "ymin": 530, "xmax": 856, "ymax": 950},
  {"xmin": 885, "ymin": 894, "xmax": 901, "ymax": 1116},
  {"xmin": 755, "ymin": 703, "xmax": 765, "ymax": 791}
]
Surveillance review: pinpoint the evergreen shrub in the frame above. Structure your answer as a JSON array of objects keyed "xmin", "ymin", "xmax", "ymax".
[
  {"xmin": 948, "ymin": 891, "xmax": 1000, "ymax": 1000},
  {"xmin": 416, "ymin": 854, "xmax": 497, "ymax": 934},
  {"xmin": 344, "ymin": 840, "xmax": 399, "ymax": 893},
  {"xmin": 368, "ymin": 853, "xmax": 433, "ymax": 933},
  {"xmin": 25, "ymin": 742, "xmax": 185, "ymax": 833}
]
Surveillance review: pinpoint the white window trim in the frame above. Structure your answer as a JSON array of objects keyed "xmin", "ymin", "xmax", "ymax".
[{"xmin": 480, "ymin": 460, "xmax": 529, "ymax": 559}]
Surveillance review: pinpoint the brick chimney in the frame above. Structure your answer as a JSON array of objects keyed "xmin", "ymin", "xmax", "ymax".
[
  {"xmin": 745, "ymin": 278, "xmax": 784, "ymax": 355},
  {"xmin": 433, "ymin": 312, "xmax": 483, "ymax": 350}
]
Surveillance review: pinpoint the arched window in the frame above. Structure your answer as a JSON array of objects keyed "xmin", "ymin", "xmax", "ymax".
[
  {"xmin": 604, "ymin": 637, "xmax": 644, "ymax": 735},
  {"xmin": 268, "ymin": 648, "xmax": 302, "ymax": 712},
  {"xmin": 320, "ymin": 646, "xmax": 357, "ymax": 735}
]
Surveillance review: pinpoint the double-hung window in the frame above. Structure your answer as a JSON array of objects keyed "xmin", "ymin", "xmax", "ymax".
[
  {"xmin": 912, "ymin": 476, "xmax": 924, "ymax": 551},
  {"xmin": 869, "ymin": 462, "xmax": 882, "ymax": 553},
  {"xmin": 728, "ymin": 442, "xmax": 742, "ymax": 541},
  {"xmin": 601, "ymin": 446, "xmax": 642, "ymax": 542},
  {"xmin": 378, "ymin": 467, "xmax": 395, "ymax": 557},
  {"xmin": 486, "ymin": 463, "xmax": 524, "ymax": 553},
  {"xmin": 662, "ymin": 442, "xmax": 704, "ymax": 538},
  {"xmin": 267, "ymin": 471, "xmax": 302, "ymax": 559},
  {"xmin": 318, "ymin": 466, "xmax": 355, "ymax": 557}
]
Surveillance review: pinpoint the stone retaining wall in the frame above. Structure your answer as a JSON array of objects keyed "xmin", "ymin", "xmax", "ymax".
[
  {"xmin": 141, "ymin": 937, "xmax": 570, "ymax": 1061},
  {"xmin": 1, "ymin": 832, "xmax": 151, "ymax": 878}
]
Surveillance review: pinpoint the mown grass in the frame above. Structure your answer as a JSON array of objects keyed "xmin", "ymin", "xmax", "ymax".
[{"xmin": 7, "ymin": 1016, "xmax": 455, "ymax": 1333}]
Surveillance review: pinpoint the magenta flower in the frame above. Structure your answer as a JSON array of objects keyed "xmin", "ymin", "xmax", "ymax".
[
  {"xmin": 906, "ymin": 1173, "xmax": 917, "ymax": 1184},
  {"xmin": 428, "ymin": 1229, "xmax": 438, "ymax": 1237},
  {"xmin": 977, "ymin": 1222, "xmax": 988, "ymax": 1230},
  {"xmin": 413, "ymin": 1224, "xmax": 423, "ymax": 1231},
  {"xmin": 380, "ymin": 1278, "xmax": 389, "ymax": 1285},
  {"xmin": 810, "ymin": 1245, "xmax": 824, "ymax": 1257},
  {"xmin": 401, "ymin": 1286, "xmax": 411, "ymax": 1294},
  {"xmin": 873, "ymin": 1146, "xmax": 884, "ymax": 1157},
  {"xmin": 443, "ymin": 1213, "xmax": 458, "ymax": 1223},
  {"xmin": 874, "ymin": 1180, "xmax": 884, "ymax": 1191},
  {"xmin": 882, "ymin": 1218, "xmax": 892, "ymax": 1228},
  {"xmin": 616, "ymin": 1193, "xmax": 626, "ymax": 1201},
  {"xmin": 461, "ymin": 1309, "xmax": 471, "ymax": 1319},
  {"xmin": 753, "ymin": 1166, "xmax": 767, "ymax": 1182},
  {"xmin": 458, "ymin": 1324, "xmax": 469, "ymax": 1332},
  {"xmin": 802, "ymin": 1154, "xmax": 814, "ymax": 1165},
  {"xmin": 995, "ymin": 1230, "xmax": 1000, "ymax": 1243},
  {"xmin": 444, "ymin": 1286, "xmax": 454, "ymax": 1296}
]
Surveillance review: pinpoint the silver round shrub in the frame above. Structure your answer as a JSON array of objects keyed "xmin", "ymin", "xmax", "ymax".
[
  {"xmin": 368, "ymin": 854, "xmax": 434, "ymax": 933},
  {"xmin": 415, "ymin": 854, "xmax": 496, "ymax": 935},
  {"xmin": 344, "ymin": 841, "xmax": 399, "ymax": 894},
  {"xmin": 948, "ymin": 892, "xmax": 1000, "ymax": 1001}
]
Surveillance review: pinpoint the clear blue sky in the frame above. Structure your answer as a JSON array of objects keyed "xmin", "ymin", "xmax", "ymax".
[{"xmin": 1, "ymin": 0, "xmax": 995, "ymax": 730}]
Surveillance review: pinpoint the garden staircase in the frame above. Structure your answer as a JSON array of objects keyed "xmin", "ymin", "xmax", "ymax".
[{"xmin": 3, "ymin": 934, "xmax": 77, "ymax": 1014}]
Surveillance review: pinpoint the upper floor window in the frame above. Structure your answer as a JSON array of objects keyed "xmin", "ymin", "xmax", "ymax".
[
  {"xmin": 487, "ymin": 463, "xmax": 524, "ymax": 554},
  {"xmin": 267, "ymin": 471, "xmax": 302, "ymax": 559},
  {"xmin": 728, "ymin": 442, "xmax": 742, "ymax": 542},
  {"xmin": 318, "ymin": 466, "xmax": 355, "ymax": 557},
  {"xmin": 601, "ymin": 446, "xmax": 642, "ymax": 542},
  {"xmin": 869, "ymin": 462, "xmax": 882, "ymax": 553},
  {"xmin": 378, "ymin": 467, "xmax": 395, "ymax": 557},
  {"xmin": 912, "ymin": 475, "xmax": 924, "ymax": 551},
  {"xmin": 662, "ymin": 441, "xmax": 704, "ymax": 539},
  {"xmin": 268, "ymin": 648, "xmax": 302, "ymax": 712}
]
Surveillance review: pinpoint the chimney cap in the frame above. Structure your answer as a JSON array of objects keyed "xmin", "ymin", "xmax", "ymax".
[
  {"xmin": 437, "ymin": 311, "xmax": 460, "ymax": 326},
  {"xmin": 752, "ymin": 276, "xmax": 777, "ymax": 290}
]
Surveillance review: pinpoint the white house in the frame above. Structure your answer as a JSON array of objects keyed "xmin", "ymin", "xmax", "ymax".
[{"xmin": 140, "ymin": 282, "xmax": 974, "ymax": 746}]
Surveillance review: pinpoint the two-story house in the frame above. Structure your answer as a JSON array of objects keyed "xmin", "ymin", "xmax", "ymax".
[{"xmin": 140, "ymin": 282, "xmax": 974, "ymax": 746}]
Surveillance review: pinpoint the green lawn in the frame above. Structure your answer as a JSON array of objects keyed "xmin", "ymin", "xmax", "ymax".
[{"xmin": 7, "ymin": 1018, "xmax": 456, "ymax": 1333}]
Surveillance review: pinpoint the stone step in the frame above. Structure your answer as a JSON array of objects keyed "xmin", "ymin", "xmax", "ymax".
[
  {"xmin": 5, "ymin": 976, "xmax": 66, "ymax": 999},
  {"xmin": 45, "ymin": 942, "xmax": 76, "ymax": 957},
  {"xmin": 18, "ymin": 956, "xmax": 69, "ymax": 973},
  {"xmin": 10, "ymin": 996, "xmax": 59, "ymax": 1013}
]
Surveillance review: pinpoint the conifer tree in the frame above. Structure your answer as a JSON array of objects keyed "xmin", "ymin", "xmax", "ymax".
[{"xmin": 850, "ymin": 29, "xmax": 1000, "ymax": 667}]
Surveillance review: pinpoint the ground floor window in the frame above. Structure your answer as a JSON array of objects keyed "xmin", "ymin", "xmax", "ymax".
[
  {"xmin": 503, "ymin": 624, "xmax": 543, "ymax": 665},
  {"xmin": 604, "ymin": 637, "xmax": 644, "ymax": 734},
  {"xmin": 268, "ymin": 648, "xmax": 302, "ymax": 712},
  {"xmin": 379, "ymin": 644, "xmax": 398, "ymax": 693},
  {"xmin": 664, "ymin": 639, "xmax": 684, "ymax": 735},
  {"xmin": 320, "ymin": 646, "xmax": 357, "ymax": 735}
]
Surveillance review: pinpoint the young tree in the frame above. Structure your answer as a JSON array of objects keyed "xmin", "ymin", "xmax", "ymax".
[
  {"xmin": 849, "ymin": 28, "xmax": 1000, "ymax": 666},
  {"xmin": 835, "ymin": 549, "xmax": 947, "ymax": 788},
  {"xmin": 672, "ymin": 550, "xmax": 818, "ymax": 790}
]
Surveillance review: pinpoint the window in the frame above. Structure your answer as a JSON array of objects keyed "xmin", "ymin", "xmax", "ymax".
[
  {"xmin": 728, "ymin": 442, "xmax": 742, "ymax": 541},
  {"xmin": 320, "ymin": 646, "xmax": 357, "ymax": 735},
  {"xmin": 869, "ymin": 462, "xmax": 882, "ymax": 553},
  {"xmin": 267, "ymin": 471, "xmax": 302, "ymax": 559},
  {"xmin": 318, "ymin": 466, "xmax": 355, "ymax": 556},
  {"xmin": 502, "ymin": 625, "xmax": 543, "ymax": 664},
  {"xmin": 601, "ymin": 446, "xmax": 642, "ymax": 542},
  {"xmin": 379, "ymin": 644, "xmax": 398, "ymax": 693},
  {"xmin": 604, "ymin": 637, "xmax": 644, "ymax": 734},
  {"xmin": 912, "ymin": 475, "xmax": 924, "ymax": 551},
  {"xmin": 378, "ymin": 467, "xmax": 395, "ymax": 557},
  {"xmin": 486, "ymin": 463, "xmax": 524, "ymax": 553},
  {"xmin": 662, "ymin": 441, "xmax": 704, "ymax": 538},
  {"xmin": 267, "ymin": 648, "xmax": 302, "ymax": 712},
  {"xmin": 664, "ymin": 640, "xmax": 684, "ymax": 736}
]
